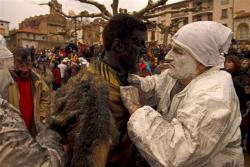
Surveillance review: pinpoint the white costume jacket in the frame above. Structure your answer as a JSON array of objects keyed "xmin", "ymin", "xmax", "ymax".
[
  {"xmin": 0, "ymin": 97, "xmax": 64, "ymax": 166},
  {"xmin": 128, "ymin": 67, "xmax": 244, "ymax": 167}
]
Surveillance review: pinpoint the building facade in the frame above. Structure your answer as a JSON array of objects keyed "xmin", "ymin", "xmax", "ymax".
[
  {"xmin": 82, "ymin": 19, "xmax": 103, "ymax": 45},
  {"xmin": 8, "ymin": 29, "xmax": 47, "ymax": 49},
  {"xmin": 8, "ymin": 0, "xmax": 76, "ymax": 50},
  {"xmin": 0, "ymin": 20, "xmax": 10, "ymax": 37},
  {"xmin": 151, "ymin": 0, "xmax": 250, "ymax": 44},
  {"xmin": 234, "ymin": 12, "xmax": 250, "ymax": 42}
]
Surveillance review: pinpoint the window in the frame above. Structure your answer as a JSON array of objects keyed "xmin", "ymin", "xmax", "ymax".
[
  {"xmin": 193, "ymin": 15, "xmax": 203, "ymax": 22},
  {"xmin": 221, "ymin": 9, "xmax": 228, "ymax": 19},
  {"xmin": 221, "ymin": 0, "xmax": 229, "ymax": 5},
  {"xmin": 183, "ymin": 18, "xmax": 188, "ymax": 25},
  {"xmin": 151, "ymin": 31, "xmax": 155, "ymax": 41},
  {"xmin": 0, "ymin": 28, "xmax": 4, "ymax": 35},
  {"xmin": 223, "ymin": 24, "xmax": 228, "ymax": 27},
  {"xmin": 208, "ymin": 14, "xmax": 213, "ymax": 21},
  {"xmin": 197, "ymin": 15, "xmax": 202, "ymax": 21},
  {"xmin": 193, "ymin": 1, "xmax": 202, "ymax": 8}
]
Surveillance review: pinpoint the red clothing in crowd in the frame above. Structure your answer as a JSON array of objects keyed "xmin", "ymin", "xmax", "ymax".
[
  {"xmin": 139, "ymin": 62, "xmax": 151, "ymax": 76},
  {"xmin": 52, "ymin": 68, "xmax": 62, "ymax": 85},
  {"xmin": 16, "ymin": 77, "xmax": 33, "ymax": 131}
]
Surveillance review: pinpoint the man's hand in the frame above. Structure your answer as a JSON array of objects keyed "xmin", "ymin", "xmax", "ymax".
[{"xmin": 120, "ymin": 86, "xmax": 142, "ymax": 115}]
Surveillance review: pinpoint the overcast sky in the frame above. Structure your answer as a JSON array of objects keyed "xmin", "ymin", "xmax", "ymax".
[{"xmin": 0, "ymin": 0, "xmax": 183, "ymax": 29}]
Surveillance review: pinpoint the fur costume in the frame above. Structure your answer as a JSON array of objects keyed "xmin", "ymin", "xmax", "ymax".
[
  {"xmin": 49, "ymin": 73, "xmax": 119, "ymax": 167},
  {"xmin": 49, "ymin": 61, "xmax": 149, "ymax": 167}
]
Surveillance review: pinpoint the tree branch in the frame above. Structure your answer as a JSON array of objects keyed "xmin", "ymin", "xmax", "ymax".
[
  {"xmin": 143, "ymin": 18, "xmax": 181, "ymax": 35},
  {"xmin": 66, "ymin": 11, "xmax": 103, "ymax": 19},
  {"xmin": 101, "ymin": 14, "xmax": 111, "ymax": 20},
  {"xmin": 134, "ymin": 0, "xmax": 168, "ymax": 18},
  {"xmin": 111, "ymin": 0, "xmax": 119, "ymax": 15},
  {"xmin": 40, "ymin": 2, "xmax": 107, "ymax": 19},
  {"xmin": 142, "ymin": 7, "xmax": 197, "ymax": 19},
  {"xmin": 76, "ymin": 0, "xmax": 113, "ymax": 18},
  {"xmin": 147, "ymin": 0, "xmax": 154, "ymax": 6}
]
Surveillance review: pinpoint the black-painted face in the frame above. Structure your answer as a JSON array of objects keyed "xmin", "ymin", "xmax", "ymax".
[{"xmin": 121, "ymin": 30, "xmax": 146, "ymax": 74}]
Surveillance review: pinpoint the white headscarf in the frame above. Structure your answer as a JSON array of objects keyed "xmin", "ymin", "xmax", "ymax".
[
  {"xmin": 0, "ymin": 35, "xmax": 14, "ymax": 97},
  {"xmin": 171, "ymin": 21, "xmax": 233, "ymax": 68},
  {"xmin": 0, "ymin": 35, "xmax": 13, "ymax": 69}
]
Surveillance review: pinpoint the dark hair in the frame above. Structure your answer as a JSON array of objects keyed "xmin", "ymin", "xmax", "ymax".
[
  {"xmin": 102, "ymin": 14, "xmax": 147, "ymax": 51},
  {"xmin": 225, "ymin": 54, "xmax": 240, "ymax": 69},
  {"xmin": 12, "ymin": 47, "xmax": 32, "ymax": 62}
]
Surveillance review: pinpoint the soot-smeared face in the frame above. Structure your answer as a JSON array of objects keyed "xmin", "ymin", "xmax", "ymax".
[{"xmin": 121, "ymin": 29, "xmax": 146, "ymax": 74}]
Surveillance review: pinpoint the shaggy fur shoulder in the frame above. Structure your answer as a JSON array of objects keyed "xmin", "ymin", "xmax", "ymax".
[{"xmin": 49, "ymin": 72, "xmax": 119, "ymax": 167}]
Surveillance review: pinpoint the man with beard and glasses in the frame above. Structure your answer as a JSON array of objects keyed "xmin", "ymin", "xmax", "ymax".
[
  {"xmin": 1, "ymin": 47, "xmax": 51, "ymax": 136},
  {"xmin": 120, "ymin": 21, "xmax": 244, "ymax": 166},
  {"xmin": 50, "ymin": 14, "xmax": 148, "ymax": 166}
]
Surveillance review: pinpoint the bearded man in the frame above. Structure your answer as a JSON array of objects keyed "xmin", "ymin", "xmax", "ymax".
[{"xmin": 120, "ymin": 21, "xmax": 244, "ymax": 166}]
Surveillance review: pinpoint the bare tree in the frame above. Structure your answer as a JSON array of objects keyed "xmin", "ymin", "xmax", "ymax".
[
  {"xmin": 40, "ymin": 0, "xmax": 201, "ymax": 44},
  {"xmin": 40, "ymin": 0, "xmax": 202, "ymax": 20}
]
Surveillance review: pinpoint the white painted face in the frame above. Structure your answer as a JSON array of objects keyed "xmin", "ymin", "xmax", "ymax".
[{"xmin": 166, "ymin": 45, "xmax": 198, "ymax": 80}]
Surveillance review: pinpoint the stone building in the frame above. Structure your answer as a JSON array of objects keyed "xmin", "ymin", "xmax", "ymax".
[
  {"xmin": 234, "ymin": 12, "xmax": 250, "ymax": 42},
  {"xmin": 151, "ymin": 0, "xmax": 250, "ymax": 44},
  {"xmin": 18, "ymin": 13, "xmax": 67, "ymax": 47},
  {"xmin": 8, "ymin": 0, "xmax": 71, "ymax": 50},
  {"xmin": 82, "ymin": 19, "xmax": 104, "ymax": 45},
  {"xmin": 8, "ymin": 29, "xmax": 47, "ymax": 50},
  {"xmin": 0, "ymin": 19, "xmax": 10, "ymax": 37}
]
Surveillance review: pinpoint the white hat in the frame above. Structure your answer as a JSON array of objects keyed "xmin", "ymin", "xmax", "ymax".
[
  {"xmin": 0, "ymin": 35, "xmax": 13, "ymax": 69},
  {"xmin": 171, "ymin": 21, "xmax": 233, "ymax": 68}
]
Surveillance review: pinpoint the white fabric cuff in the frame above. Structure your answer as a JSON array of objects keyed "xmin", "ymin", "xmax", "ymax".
[{"xmin": 128, "ymin": 106, "xmax": 161, "ymax": 137}]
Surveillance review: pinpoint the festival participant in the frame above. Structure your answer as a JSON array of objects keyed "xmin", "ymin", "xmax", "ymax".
[{"xmin": 120, "ymin": 21, "xmax": 244, "ymax": 166}]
